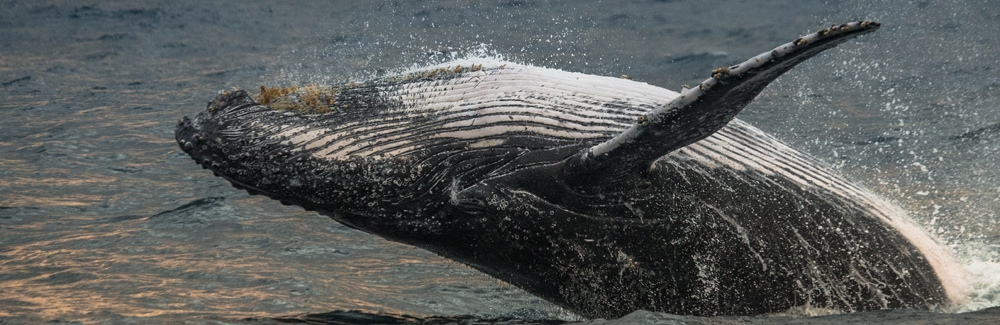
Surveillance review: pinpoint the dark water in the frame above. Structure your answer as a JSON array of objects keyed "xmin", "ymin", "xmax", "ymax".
[{"xmin": 1, "ymin": 0, "xmax": 998, "ymax": 324}]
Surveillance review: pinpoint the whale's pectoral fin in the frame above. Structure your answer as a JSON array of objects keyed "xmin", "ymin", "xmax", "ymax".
[{"xmin": 562, "ymin": 21, "xmax": 880, "ymax": 187}]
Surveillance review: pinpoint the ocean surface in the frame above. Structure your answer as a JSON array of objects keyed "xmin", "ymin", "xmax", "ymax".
[{"xmin": 1, "ymin": 1, "xmax": 999, "ymax": 324}]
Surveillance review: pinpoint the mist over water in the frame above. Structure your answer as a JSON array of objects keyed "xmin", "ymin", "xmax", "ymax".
[{"xmin": 1, "ymin": 0, "xmax": 998, "ymax": 324}]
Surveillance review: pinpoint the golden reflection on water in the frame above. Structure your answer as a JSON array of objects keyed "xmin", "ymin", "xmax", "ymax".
[{"xmin": 0, "ymin": 197, "xmax": 515, "ymax": 321}]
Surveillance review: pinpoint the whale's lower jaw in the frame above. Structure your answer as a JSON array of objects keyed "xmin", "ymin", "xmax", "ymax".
[{"xmin": 175, "ymin": 20, "xmax": 966, "ymax": 318}]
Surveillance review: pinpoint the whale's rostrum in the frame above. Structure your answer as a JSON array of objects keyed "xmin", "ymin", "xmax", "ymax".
[{"xmin": 175, "ymin": 21, "xmax": 969, "ymax": 318}]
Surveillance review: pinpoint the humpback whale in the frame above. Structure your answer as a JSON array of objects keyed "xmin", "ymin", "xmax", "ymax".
[{"xmin": 175, "ymin": 21, "xmax": 968, "ymax": 318}]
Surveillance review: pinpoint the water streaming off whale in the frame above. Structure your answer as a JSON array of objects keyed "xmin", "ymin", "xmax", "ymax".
[{"xmin": 2, "ymin": 1, "xmax": 999, "ymax": 323}]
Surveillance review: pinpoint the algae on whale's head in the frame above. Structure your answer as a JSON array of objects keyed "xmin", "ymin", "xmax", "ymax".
[{"xmin": 254, "ymin": 85, "xmax": 340, "ymax": 114}]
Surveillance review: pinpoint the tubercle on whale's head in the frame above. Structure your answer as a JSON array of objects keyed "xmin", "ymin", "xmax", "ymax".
[{"xmin": 204, "ymin": 89, "xmax": 257, "ymax": 114}]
